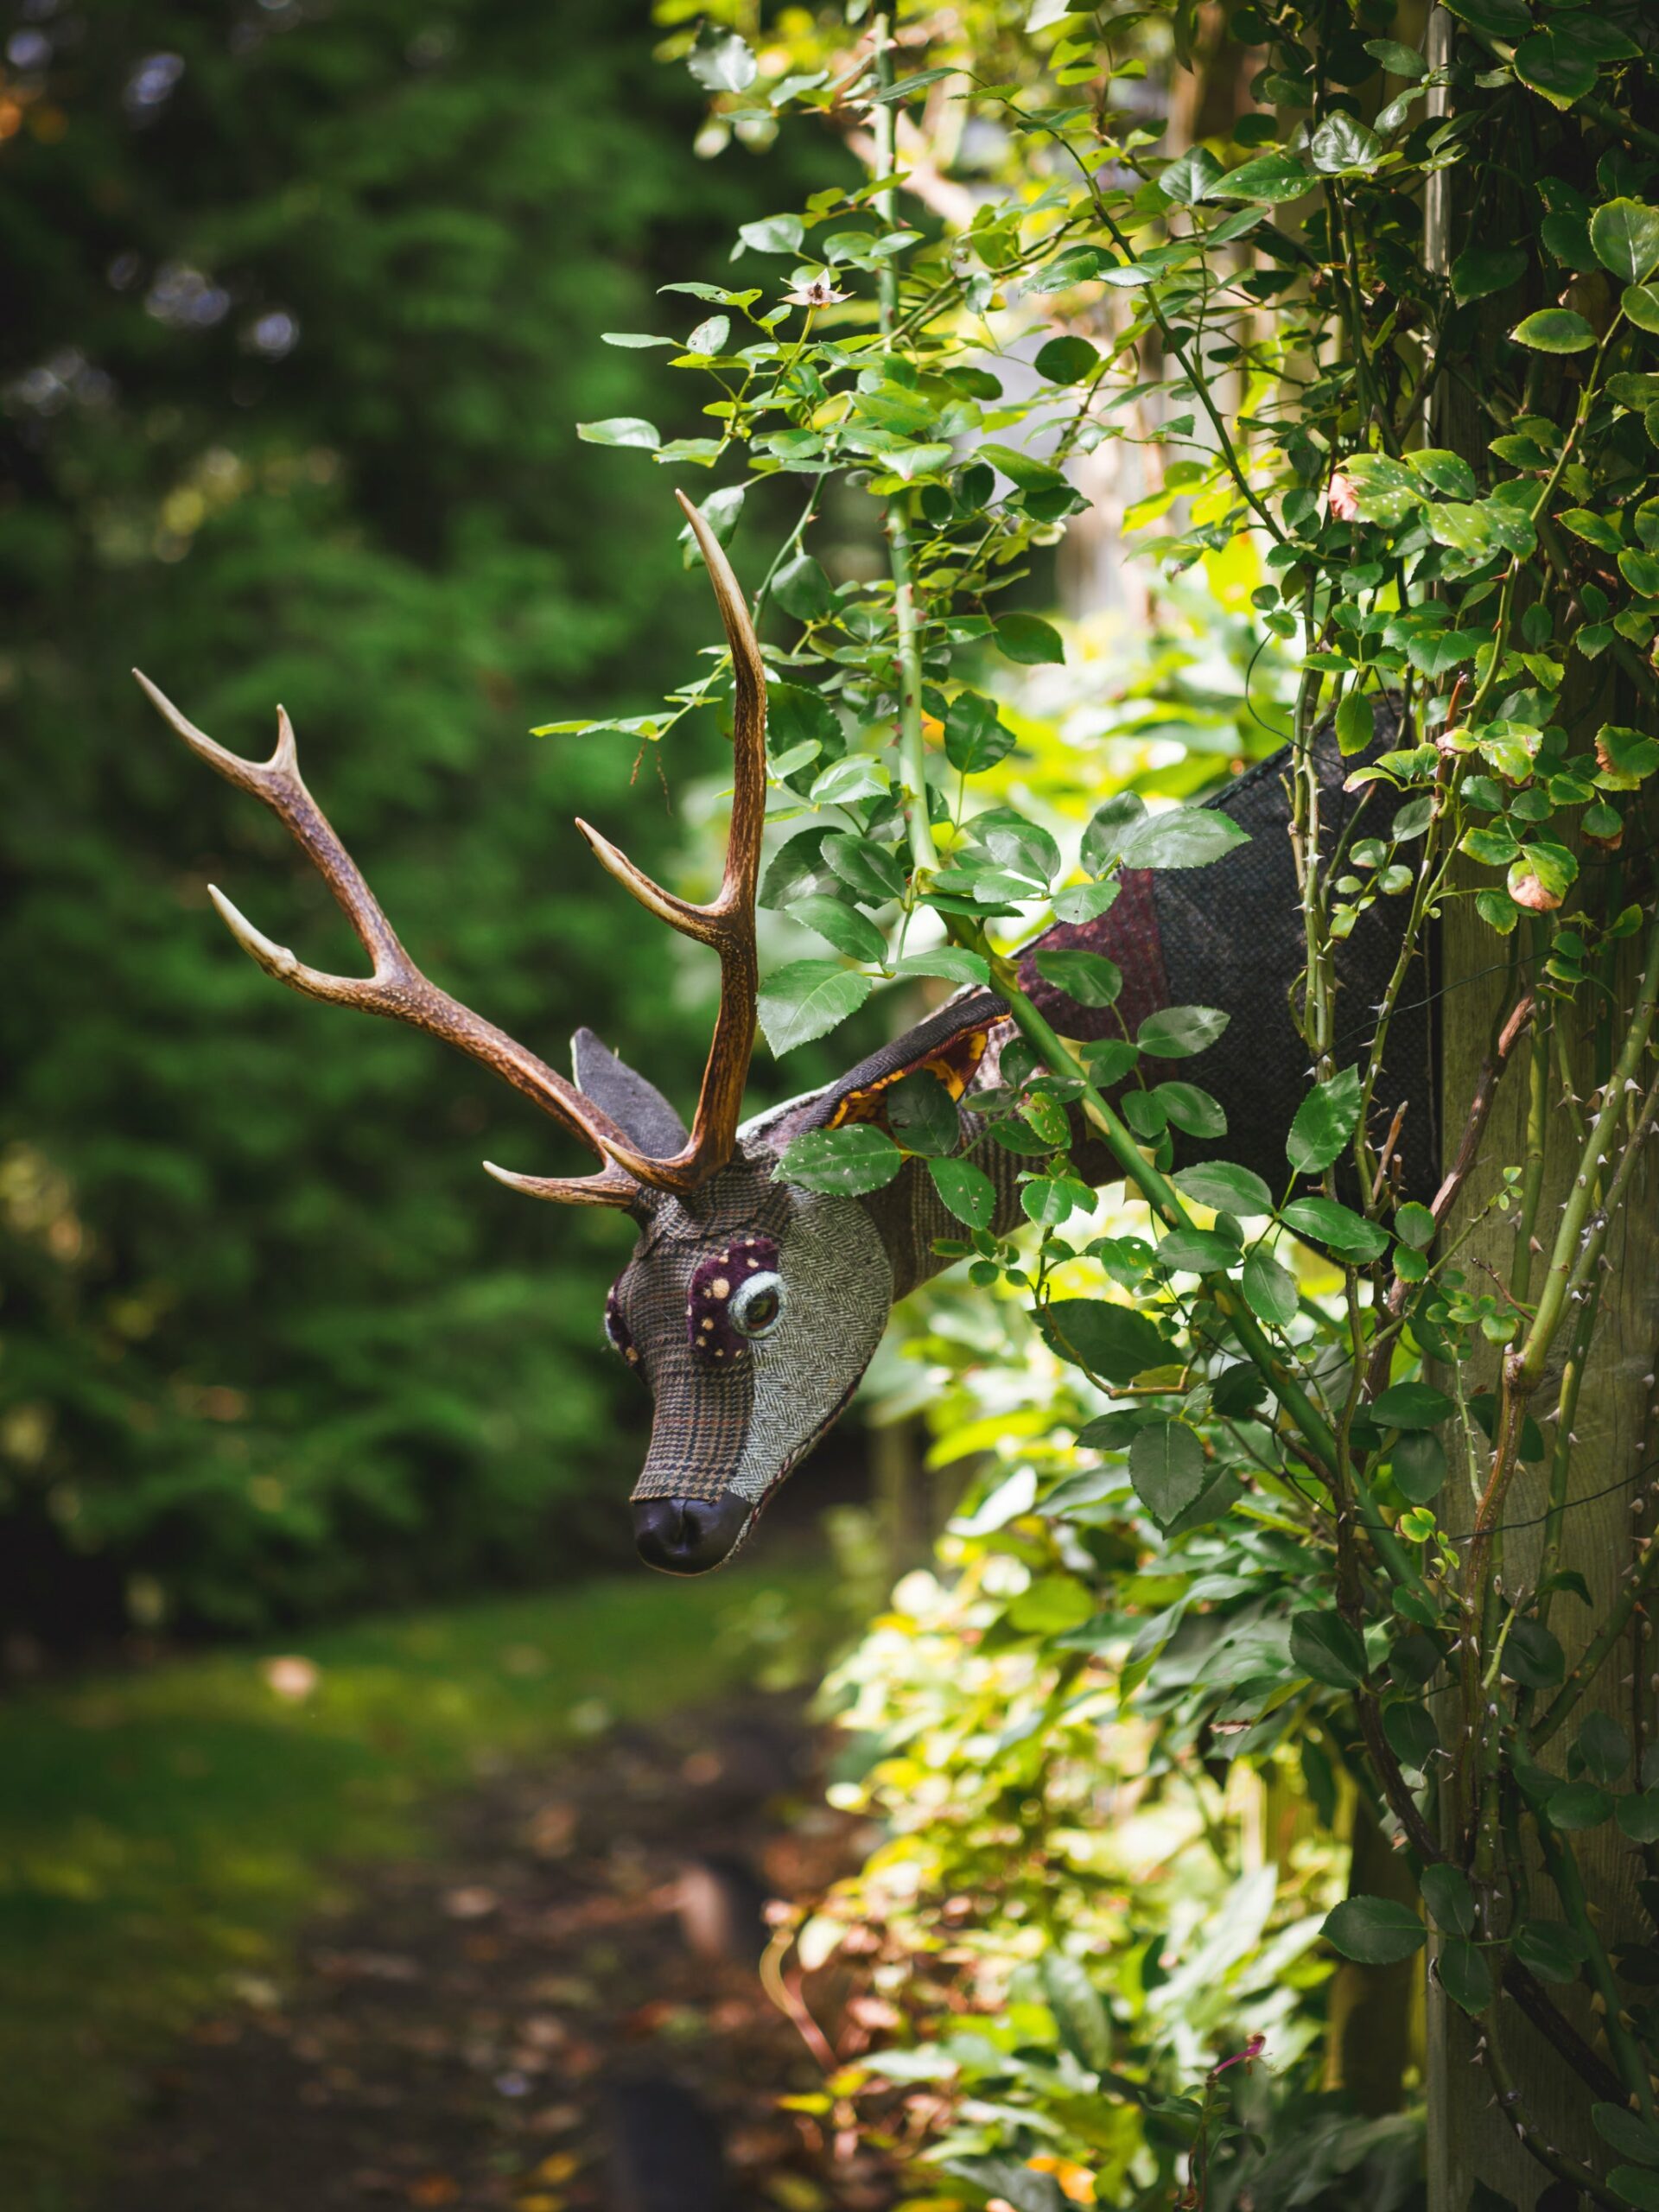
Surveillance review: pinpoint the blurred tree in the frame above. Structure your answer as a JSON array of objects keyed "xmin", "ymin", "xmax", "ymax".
[{"xmin": 0, "ymin": 0, "xmax": 808, "ymax": 1637}]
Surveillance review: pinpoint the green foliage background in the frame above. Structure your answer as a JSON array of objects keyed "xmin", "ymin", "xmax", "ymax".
[{"xmin": 0, "ymin": 0, "xmax": 824, "ymax": 1637}]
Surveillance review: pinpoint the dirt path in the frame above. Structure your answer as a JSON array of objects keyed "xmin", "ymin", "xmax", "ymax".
[{"xmin": 99, "ymin": 1699, "xmax": 888, "ymax": 2212}]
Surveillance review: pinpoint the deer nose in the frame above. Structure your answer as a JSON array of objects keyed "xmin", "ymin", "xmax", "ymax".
[{"xmin": 632, "ymin": 1494, "xmax": 748, "ymax": 1575}]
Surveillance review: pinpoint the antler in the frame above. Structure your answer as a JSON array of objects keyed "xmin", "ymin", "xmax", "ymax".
[
  {"xmin": 137, "ymin": 488, "xmax": 766, "ymax": 1210},
  {"xmin": 542, "ymin": 486, "xmax": 766, "ymax": 1199}
]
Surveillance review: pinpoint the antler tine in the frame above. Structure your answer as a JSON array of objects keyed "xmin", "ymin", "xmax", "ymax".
[
  {"xmin": 481, "ymin": 1158, "xmax": 641, "ymax": 1209},
  {"xmin": 137, "ymin": 669, "xmax": 641, "ymax": 1211},
  {"xmin": 567, "ymin": 493, "xmax": 766, "ymax": 1197}
]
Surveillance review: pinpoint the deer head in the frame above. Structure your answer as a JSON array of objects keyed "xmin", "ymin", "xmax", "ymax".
[{"xmin": 137, "ymin": 494, "xmax": 899, "ymax": 1576}]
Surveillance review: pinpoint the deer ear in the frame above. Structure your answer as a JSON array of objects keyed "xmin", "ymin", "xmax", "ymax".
[{"xmin": 571, "ymin": 1028, "xmax": 691, "ymax": 1158}]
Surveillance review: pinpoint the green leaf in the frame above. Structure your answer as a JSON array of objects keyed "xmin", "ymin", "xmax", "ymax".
[
  {"xmin": 1138, "ymin": 1005, "xmax": 1230, "ymax": 1058},
  {"xmin": 887, "ymin": 1070, "xmax": 963, "ymax": 1158},
  {"xmin": 1408, "ymin": 448, "xmax": 1480, "ymax": 501},
  {"xmin": 1034, "ymin": 948, "xmax": 1123, "ymax": 1008},
  {"xmin": 1383, "ymin": 1700, "xmax": 1440, "ymax": 1771},
  {"xmin": 1343, "ymin": 454, "xmax": 1425, "ymax": 527},
  {"xmin": 789, "ymin": 893, "xmax": 887, "ymax": 963},
  {"xmin": 944, "ymin": 691, "xmax": 1015, "ymax": 773},
  {"xmin": 823, "ymin": 833, "xmax": 907, "ymax": 905},
  {"xmin": 1510, "ymin": 1918, "xmax": 1588, "ymax": 1984},
  {"xmin": 682, "ymin": 314, "xmax": 731, "ymax": 357},
  {"xmin": 1154, "ymin": 1083, "xmax": 1226, "ymax": 1140},
  {"xmin": 760, "ymin": 826, "xmax": 840, "ymax": 911},
  {"xmin": 1451, "ymin": 246, "xmax": 1528, "ymax": 304},
  {"xmin": 1619, "ymin": 1790, "xmax": 1659, "ymax": 1844},
  {"xmin": 1600, "ymin": 2108, "xmax": 1659, "ymax": 2173},
  {"xmin": 1624, "ymin": 284, "xmax": 1659, "ymax": 335},
  {"xmin": 1436, "ymin": 1938, "xmax": 1492, "ymax": 2015},
  {"xmin": 1502, "ymin": 1617, "xmax": 1566, "ymax": 1689},
  {"xmin": 1039, "ymin": 1299, "xmax": 1169, "ymax": 1384},
  {"xmin": 687, "ymin": 22, "xmax": 757, "ymax": 93},
  {"xmin": 1280, "ymin": 1196, "xmax": 1389, "ymax": 1260},
  {"xmin": 1372, "ymin": 1380, "xmax": 1453, "ymax": 1429},
  {"xmin": 1082, "ymin": 791, "xmax": 1149, "ymax": 874},
  {"xmin": 1443, "ymin": 0, "xmax": 1528, "ymax": 30},
  {"xmin": 757, "ymin": 960, "xmax": 874, "ymax": 1054},
  {"xmin": 1392, "ymin": 1431, "xmax": 1447, "ymax": 1504},
  {"xmin": 1510, "ymin": 308, "xmax": 1597, "ymax": 353},
  {"xmin": 601, "ymin": 331, "xmax": 676, "ymax": 349},
  {"xmin": 1291, "ymin": 1608, "xmax": 1368, "ymax": 1688},
  {"xmin": 773, "ymin": 551, "xmax": 836, "ymax": 620},
  {"xmin": 1128, "ymin": 1420, "xmax": 1207, "ymax": 1528},
  {"xmin": 1322, "ymin": 1896, "xmax": 1425, "ymax": 1965},
  {"xmin": 1213, "ymin": 152, "xmax": 1312, "ymax": 205},
  {"xmin": 1366, "ymin": 38, "xmax": 1427, "ymax": 77},
  {"xmin": 773, "ymin": 1123, "xmax": 903, "ymax": 1195},
  {"xmin": 1394, "ymin": 1201, "xmax": 1435, "ymax": 1249},
  {"xmin": 1335, "ymin": 691, "xmax": 1375, "ymax": 757},
  {"xmin": 995, "ymin": 612, "xmax": 1066, "ymax": 665},
  {"xmin": 1022, "ymin": 1174, "xmax": 1094, "ymax": 1228},
  {"xmin": 1612, "ymin": 2171, "xmax": 1659, "ymax": 2212},
  {"xmin": 1592, "ymin": 200, "xmax": 1659, "ymax": 286},
  {"xmin": 1513, "ymin": 26, "xmax": 1596, "ymax": 108},
  {"xmin": 1309, "ymin": 112, "xmax": 1381, "ymax": 174},
  {"xmin": 1033, "ymin": 335, "xmax": 1100, "ymax": 385},
  {"xmin": 1242, "ymin": 1244, "xmax": 1300, "ymax": 1326},
  {"xmin": 1560, "ymin": 507, "xmax": 1624, "ymax": 555},
  {"xmin": 1039, "ymin": 1952, "xmax": 1111, "ymax": 2072},
  {"xmin": 1620, "ymin": 548, "xmax": 1659, "ymax": 600},
  {"xmin": 576, "ymin": 416, "xmax": 661, "ymax": 448},
  {"xmin": 1577, "ymin": 1709, "xmax": 1631, "ymax": 1784},
  {"xmin": 1157, "ymin": 1226, "xmax": 1239, "ymax": 1274},
  {"xmin": 1053, "ymin": 880, "xmax": 1122, "ymax": 925},
  {"xmin": 736, "ymin": 213, "xmax": 805, "ymax": 257},
  {"xmin": 1117, "ymin": 808, "xmax": 1250, "ymax": 871},
  {"xmin": 867, "ymin": 65, "xmax": 958, "ymax": 105},
  {"xmin": 889, "ymin": 948, "xmax": 993, "ymax": 988},
  {"xmin": 1174, "ymin": 1160, "xmax": 1273, "ymax": 1215},
  {"xmin": 810, "ymin": 755, "xmax": 891, "ymax": 806},
  {"xmin": 1287, "ymin": 1065, "xmax": 1363, "ymax": 1175},
  {"xmin": 1421, "ymin": 1864, "xmax": 1475, "ymax": 1937},
  {"xmin": 927, "ymin": 1155, "xmax": 996, "ymax": 1230},
  {"xmin": 979, "ymin": 815, "xmax": 1059, "ymax": 889}
]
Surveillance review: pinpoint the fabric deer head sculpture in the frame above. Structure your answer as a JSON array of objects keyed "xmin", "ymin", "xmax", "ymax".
[{"xmin": 139, "ymin": 494, "xmax": 1430, "ymax": 1577}]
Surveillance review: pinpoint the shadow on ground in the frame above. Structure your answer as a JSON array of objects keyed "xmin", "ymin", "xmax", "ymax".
[{"xmin": 96, "ymin": 1698, "xmax": 890, "ymax": 2212}]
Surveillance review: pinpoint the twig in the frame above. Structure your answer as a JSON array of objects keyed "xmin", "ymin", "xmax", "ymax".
[{"xmin": 1365, "ymin": 989, "xmax": 1535, "ymax": 1397}]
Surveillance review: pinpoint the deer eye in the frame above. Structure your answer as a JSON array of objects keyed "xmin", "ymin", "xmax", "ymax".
[{"xmin": 729, "ymin": 1270, "xmax": 785, "ymax": 1339}]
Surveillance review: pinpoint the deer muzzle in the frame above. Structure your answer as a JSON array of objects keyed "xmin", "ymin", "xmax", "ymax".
[{"xmin": 631, "ymin": 1493, "xmax": 751, "ymax": 1575}]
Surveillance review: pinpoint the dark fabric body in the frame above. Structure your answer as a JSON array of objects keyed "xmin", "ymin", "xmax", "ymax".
[
  {"xmin": 823, "ymin": 715, "xmax": 1436, "ymax": 1291},
  {"xmin": 1148, "ymin": 723, "xmax": 1436, "ymax": 1204}
]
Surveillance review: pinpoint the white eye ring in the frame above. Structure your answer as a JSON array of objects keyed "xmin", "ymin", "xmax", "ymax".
[{"xmin": 729, "ymin": 1270, "xmax": 785, "ymax": 1339}]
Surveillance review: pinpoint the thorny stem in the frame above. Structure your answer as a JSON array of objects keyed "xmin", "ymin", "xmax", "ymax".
[
  {"xmin": 1478, "ymin": 1991, "xmax": 1627, "ymax": 2210},
  {"xmin": 872, "ymin": 13, "xmax": 938, "ymax": 879},
  {"xmin": 1465, "ymin": 916, "xmax": 1659, "ymax": 1625},
  {"xmin": 1535, "ymin": 1817, "xmax": 1655, "ymax": 2120},
  {"xmin": 1533, "ymin": 1532, "xmax": 1659, "ymax": 1751}
]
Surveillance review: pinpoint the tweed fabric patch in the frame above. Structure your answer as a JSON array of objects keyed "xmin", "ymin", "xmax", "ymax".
[{"xmin": 616, "ymin": 1160, "xmax": 890, "ymax": 1508}]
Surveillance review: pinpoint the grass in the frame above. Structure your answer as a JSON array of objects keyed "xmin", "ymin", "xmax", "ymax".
[{"xmin": 0, "ymin": 1562, "xmax": 839, "ymax": 2209}]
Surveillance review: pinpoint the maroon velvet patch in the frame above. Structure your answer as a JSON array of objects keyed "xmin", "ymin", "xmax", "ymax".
[
  {"xmin": 686, "ymin": 1235, "xmax": 781, "ymax": 1365},
  {"xmin": 1017, "ymin": 866, "xmax": 1167, "ymax": 1042},
  {"xmin": 604, "ymin": 1286, "xmax": 641, "ymax": 1371}
]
